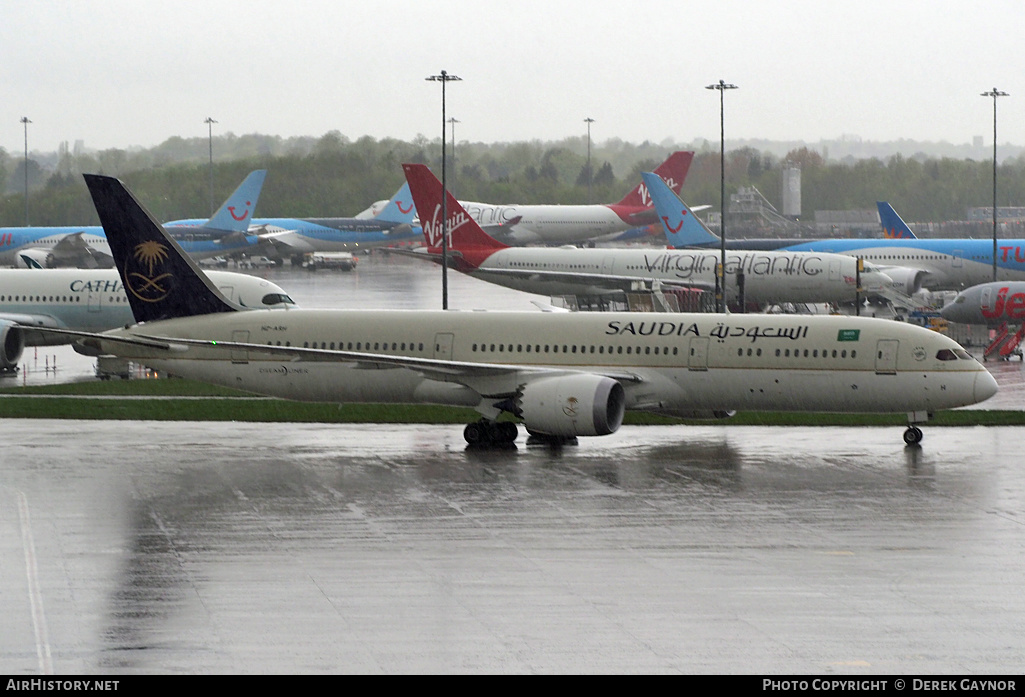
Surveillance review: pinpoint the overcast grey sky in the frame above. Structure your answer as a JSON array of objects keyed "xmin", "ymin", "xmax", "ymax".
[{"xmin": 3, "ymin": 0, "xmax": 1024, "ymax": 155}]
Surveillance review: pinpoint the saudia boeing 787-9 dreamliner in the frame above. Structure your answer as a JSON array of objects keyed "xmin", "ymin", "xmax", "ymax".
[{"xmin": 36, "ymin": 171, "xmax": 997, "ymax": 447}]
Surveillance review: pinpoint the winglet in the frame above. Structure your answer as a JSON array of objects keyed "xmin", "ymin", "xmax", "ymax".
[
  {"xmin": 203, "ymin": 169, "xmax": 267, "ymax": 232},
  {"xmin": 877, "ymin": 202, "xmax": 918, "ymax": 239},
  {"xmin": 372, "ymin": 182, "xmax": 418, "ymax": 224},
  {"xmin": 83, "ymin": 174, "xmax": 240, "ymax": 323},
  {"xmin": 615, "ymin": 151, "xmax": 694, "ymax": 207},
  {"xmin": 402, "ymin": 164, "xmax": 508, "ymax": 268},
  {"xmin": 641, "ymin": 172, "xmax": 720, "ymax": 248}
]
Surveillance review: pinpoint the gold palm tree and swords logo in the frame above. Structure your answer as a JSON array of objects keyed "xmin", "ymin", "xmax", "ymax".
[{"xmin": 124, "ymin": 241, "xmax": 173, "ymax": 302}]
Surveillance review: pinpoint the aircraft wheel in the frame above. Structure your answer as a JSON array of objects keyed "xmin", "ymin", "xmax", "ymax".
[
  {"xmin": 903, "ymin": 426, "xmax": 923, "ymax": 445},
  {"xmin": 497, "ymin": 422, "xmax": 518, "ymax": 443},
  {"xmin": 464, "ymin": 422, "xmax": 489, "ymax": 445}
]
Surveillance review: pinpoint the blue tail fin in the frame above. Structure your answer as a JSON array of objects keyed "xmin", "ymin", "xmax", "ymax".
[
  {"xmin": 83, "ymin": 174, "xmax": 240, "ymax": 323},
  {"xmin": 372, "ymin": 182, "xmax": 418, "ymax": 224},
  {"xmin": 641, "ymin": 172, "xmax": 720, "ymax": 248},
  {"xmin": 877, "ymin": 201, "xmax": 918, "ymax": 239},
  {"xmin": 202, "ymin": 170, "xmax": 267, "ymax": 232}
]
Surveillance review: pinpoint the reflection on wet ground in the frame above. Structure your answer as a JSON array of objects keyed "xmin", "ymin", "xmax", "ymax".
[{"xmin": 2, "ymin": 420, "xmax": 1022, "ymax": 673}]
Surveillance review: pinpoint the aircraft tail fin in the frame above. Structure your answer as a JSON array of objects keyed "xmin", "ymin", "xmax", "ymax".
[
  {"xmin": 372, "ymin": 182, "xmax": 418, "ymax": 223},
  {"xmin": 402, "ymin": 164, "xmax": 508, "ymax": 267},
  {"xmin": 202, "ymin": 170, "xmax": 267, "ymax": 232},
  {"xmin": 615, "ymin": 151, "xmax": 694, "ymax": 207},
  {"xmin": 641, "ymin": 172, "xmax": 720, "ymax": 248},
  {"xmin": 877, "ymin": 201, "xmax": 918, "ymax": 239},
  {"xmin": 83, "ymin": 174, "xmax": 241, "ymax": 323}
]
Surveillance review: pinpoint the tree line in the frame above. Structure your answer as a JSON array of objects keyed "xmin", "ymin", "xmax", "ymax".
[{"xmin": 2, "ymin": 132, "xmax": 1025, "ymax": 229}]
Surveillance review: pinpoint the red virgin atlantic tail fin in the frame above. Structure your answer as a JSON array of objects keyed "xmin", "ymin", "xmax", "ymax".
[{"xmin": 402, "ymin": 164, "xmax": 509, "ymax": 256}]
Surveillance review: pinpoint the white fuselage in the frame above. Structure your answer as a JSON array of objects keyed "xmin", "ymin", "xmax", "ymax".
[
  {"xmin": 0, "ymin": 269, "xmax": 295, "ymax": 345},
  {"xmin": 0, "ymin": 230, "xmax": 113, "ymax": 267},
  {"xmin": 97, "ymin": 310, "xmax": 995, "ymax": 418},
  {"xmin": 468, "ymin": 246, "xmax": 887, "ymax": 305},
  {"xmin": 458, "ymin": 202, "xmax": 632, "ymax": 245}
]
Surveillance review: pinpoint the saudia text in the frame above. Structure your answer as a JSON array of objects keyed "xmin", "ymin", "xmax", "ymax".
[{"xmin": 606, "ymin": 321, "xmax": 810, "ymax": 343}]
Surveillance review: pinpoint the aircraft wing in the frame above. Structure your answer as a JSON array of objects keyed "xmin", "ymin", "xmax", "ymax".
[
  {"xmin": 48, "ymin": 233, "xmax": 114, "ymax": 268},
  {"xmin": 473, "ymin": 267, "xmax": 716, "ymax": 294},
  {"xmin": 253, "ymin": 229, "xmax": 314, "ymax": 253},
  {"xmin": 479, "ymin": 216, "xmax": 523, "ymax": 242},
  {"xmin": 31, "ymin": 326, "xmax": 644, "ymax": 397},
  {"xmin": 0, "ymin": 312, "xmax": 64, "ymax": 343},
  {"xmin": 395, "ymin": 249, "xmax": 714, "ymax": 294}
]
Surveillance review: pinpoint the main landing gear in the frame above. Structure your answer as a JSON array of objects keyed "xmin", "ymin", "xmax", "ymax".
[{"xmin": 463, "ymin": 419, "xmax": 518, "ymax": 446}]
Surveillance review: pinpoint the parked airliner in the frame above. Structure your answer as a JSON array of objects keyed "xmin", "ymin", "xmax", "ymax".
[
  {"xmin": 940, "ymin": 282, "xmax": 1025, "ymax": 325},
  {"xmin": 661, "ymin": 198, "xmax": 1025, "ymax": 294},
  {"xmin": 398, "ymin": 165, "xmax": 892, "ymax": 308},
  {"xmin": 0, "ymin": 170, "xmax": 267, "ymax": 268},
  {"xmin": 455, "ymin": 151, "xmax": 693, "ymax": 246},
  {"xmin": 40, "ymin": 172, "xmax": 997, "ymax": 447},
  {"xmin": 168, "ymin": 182, "xmax": 422, "ymax": 264},
  {"xmin": 0, "ymin": 268, "xmax": 295, "ymax": 373}
]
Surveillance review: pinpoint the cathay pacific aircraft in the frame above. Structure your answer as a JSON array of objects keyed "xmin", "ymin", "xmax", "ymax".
[
  {"xmin": 0, "ymin": 170, "xmax": 267, "ymax": 268},
  {"xmin": 32, "ymin": 171, "xmax": 998, "ymax": 447},
  {"xmin": 0, "ymin": 268, "xmax": 295, "ymax": 373}
]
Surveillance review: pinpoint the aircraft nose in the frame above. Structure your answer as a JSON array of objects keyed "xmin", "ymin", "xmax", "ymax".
[
  {"xmin": 939, "ymin": 301, "xmax": 960, "ymax": 322},
  {"xmin": 975, "ymin": 369, "xmax": 999, "ymax": 404}
]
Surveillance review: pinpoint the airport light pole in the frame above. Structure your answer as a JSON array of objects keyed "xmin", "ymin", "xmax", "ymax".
[
  {"xmin": 584, "ymin": 117, "xmax": 595, "ymax": 203},
  {"xmin": 20, "ymin": 116, "xmax": 31, "ymax": 225},
  {"xmin": 204, "ymin": 116, "xmax": 217, "ymax": 216},
  {"xmin": 426, "ymin": 70, "xmax": 461, "ymax": 310},
  {"xmin": 448, "ymin": 117, "xmax": 460, "ymax": 195},
  {"xmin": 706, "ymin": 80, "xmax": 738, "ymax": 313},
  {"xmin": 981, "ymin": 88, "xmax": 1009, "ymax": 283}
]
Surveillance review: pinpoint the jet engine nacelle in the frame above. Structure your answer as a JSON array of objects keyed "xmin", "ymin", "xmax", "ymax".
[
  {"xmin": 16, "ymin": 248, "xmax": 55, "ymax": 269},
  {"xmin": 881, "ymin": 266, "xmax": 928, "ymax": 295},
  {"xmin": 517, "ymin": 374, "xmax": 625, "ymax": 437},
  {"xmin": 0, "ymin": 320, "xmax": 26, "ymax": 370}
]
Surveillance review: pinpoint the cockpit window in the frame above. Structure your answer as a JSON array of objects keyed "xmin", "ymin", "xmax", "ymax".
[
  {"xmin": 954, "ymin": 349, "xmax": 973, "ymax": 360},
  {"xmin": 954, "ymin": 295, "xmax": 966, "ymax": 304},
  {"xmin": 262, "ymin": 293, "xmax": 295, "ymax": 306},
  {"xmin": 936, "ymin": 349, "xmax": 959, "ymax": 361}
]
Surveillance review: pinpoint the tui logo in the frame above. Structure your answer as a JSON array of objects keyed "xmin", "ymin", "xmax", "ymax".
[{"xmin": 228, "ymin": 201, "xmax": 252, "ymax": 221}]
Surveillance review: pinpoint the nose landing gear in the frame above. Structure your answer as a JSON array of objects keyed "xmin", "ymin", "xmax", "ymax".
[{"xmin": 903, "ymin": 425, "xmax": 924, "ymax": 445}]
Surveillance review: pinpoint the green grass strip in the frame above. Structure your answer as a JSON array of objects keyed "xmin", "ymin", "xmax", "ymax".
[{"xmin": 1, "ymin": 378, "xmax": 1020, "ymax": 425}]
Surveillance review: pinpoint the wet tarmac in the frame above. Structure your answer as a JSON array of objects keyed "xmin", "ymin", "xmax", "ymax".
[
  {"xmin": 3, "ymin": 255, "xmax": 1024, "ymax": 674},
  {"xmin": 2, "ymin": 420, "xmax": 1023, "ymax": 674}
]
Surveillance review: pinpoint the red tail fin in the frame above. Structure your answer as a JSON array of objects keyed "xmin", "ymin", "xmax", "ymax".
[
  {"xmin": 614, "ymin": 151, "xmax": 694, "ymax": 208},
  {"xmin": 403, "ymin": 164, "xmax": 509, "ymax": 257}
]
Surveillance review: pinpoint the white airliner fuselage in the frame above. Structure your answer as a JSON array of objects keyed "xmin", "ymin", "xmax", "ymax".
[
  {"xmin": 0, "ymin": 268, "xmax": 294, "ymax": 353},
  {"xmin": 459, "ymin": 202, "xmax": 636, "ymax": 245},
  {"xmin": 91, "ymin": 310, "xmax": 995, "ymax": 423},
  {"xmin": 453, "ymin": 245, "xmax": 891, "ymax": 305}
]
